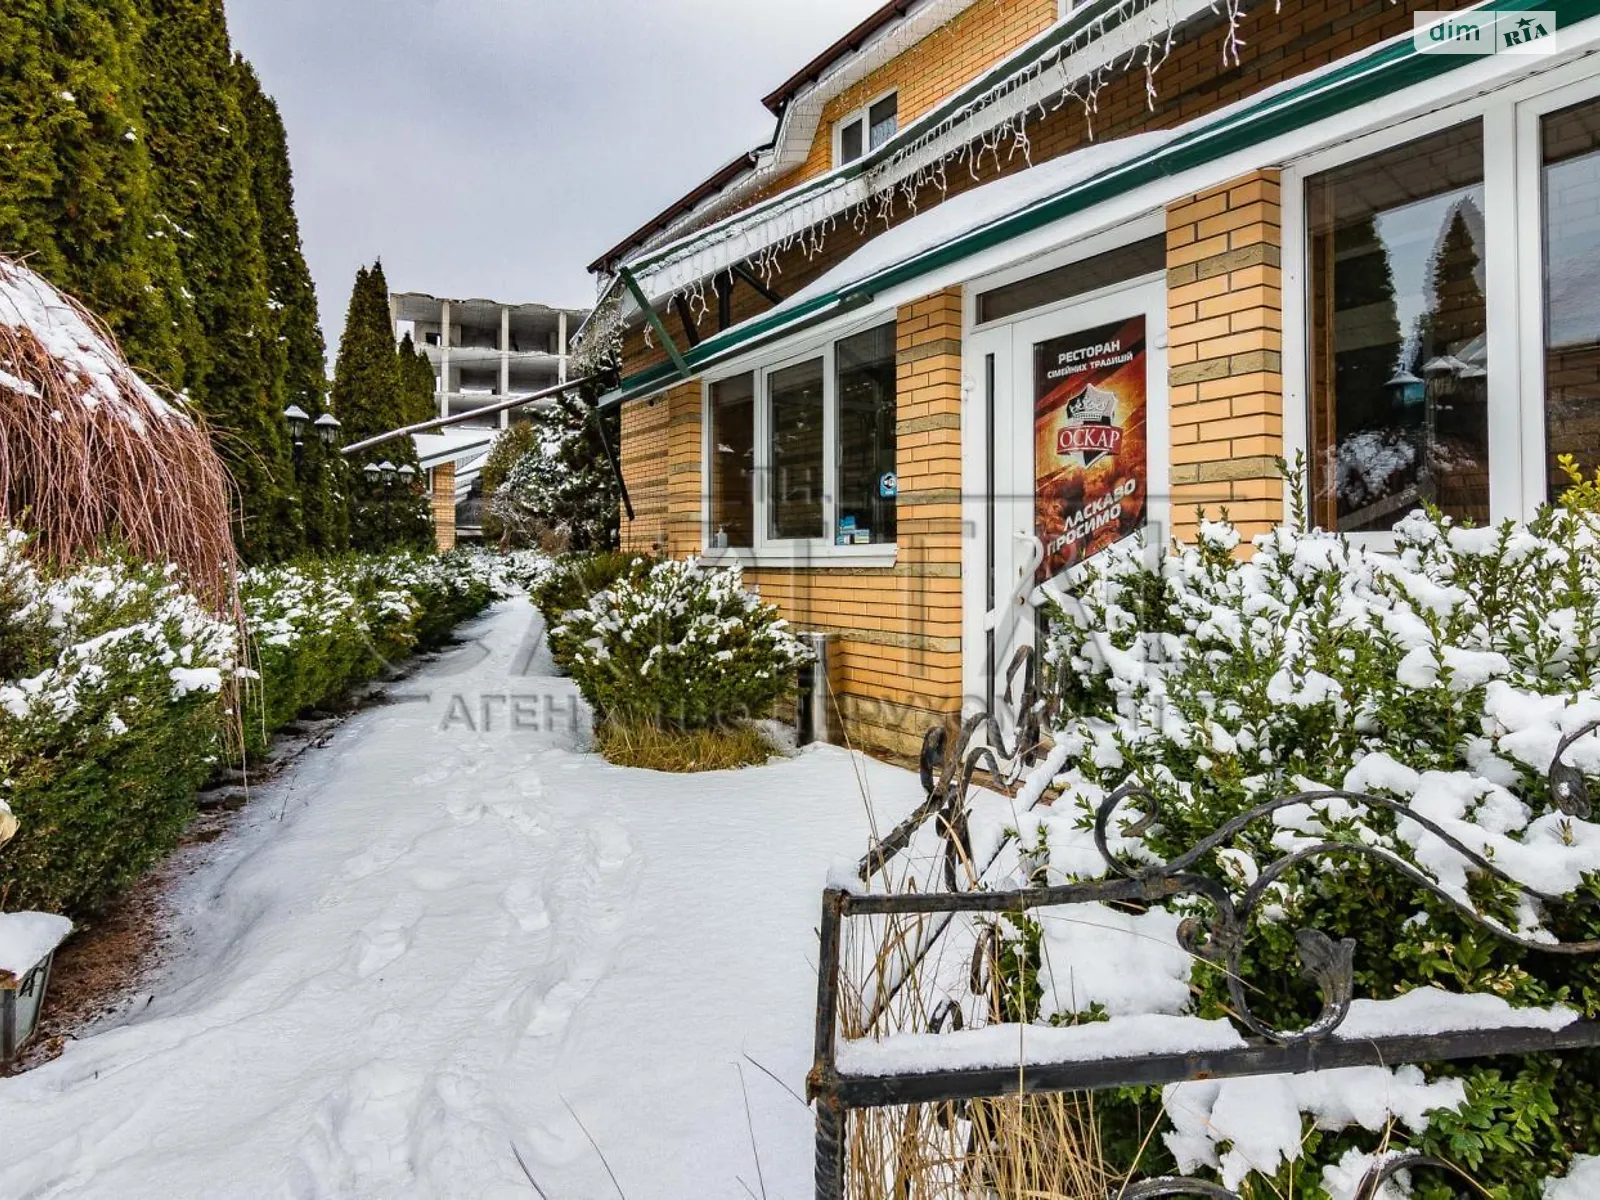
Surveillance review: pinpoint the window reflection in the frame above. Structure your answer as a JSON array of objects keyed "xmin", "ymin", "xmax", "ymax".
[
  {"xmin": 1543, "ymin": 96, "xmax": 1600, "ymax": 500},
  {"xmin": 1308, "ymin": 123, "xmax": 1489, "ymax": 531},
  {"xmin": 836, "ymin": 324, "xmax": 898, "ymax": 545},
  {"xmin": 768, "ymin": 358, "xmax": 826, "ymax": 540},
  {"xmin": 708, "ymin": 374, "xmax": 754, "ymax": 548}
]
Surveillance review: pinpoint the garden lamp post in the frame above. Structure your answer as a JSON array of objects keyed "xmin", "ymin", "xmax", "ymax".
[
  {"xmin": 379, "ymin": 460, "xmax": 397, "ymax": 540},
  {"xmin": 314, "ymin": 412, "xmax": 342, "ymax": 448},
  {"xmin": 282, "ymin": 405, "xmax": 310, "ymax": 475}
]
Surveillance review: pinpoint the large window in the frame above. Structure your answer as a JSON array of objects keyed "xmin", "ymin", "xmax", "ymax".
[
  {"xmin": 836, "ymin": 325, "xmax": 898, "ymax": 545},
  {"xmin": 835, "ymin": 92, "xmax": 898, "ymax": 167},
  {"xmin": 1307, "ymin": 122, "xmax": 1490, "ymax": 532},
  {"xmin": 1541, "ymin": 95, "xmax": 1600, "ymax": 501},
  {"xmin": 707, "ymin": 374, "xmax": 755, "ymax": 548},
  {"xmin": 704, "ymin": 321, "xmax": 898, "ymax": 557},
  {"xmin": 768, "ymin": 358, "xmax": 826, "ymax": 539}
]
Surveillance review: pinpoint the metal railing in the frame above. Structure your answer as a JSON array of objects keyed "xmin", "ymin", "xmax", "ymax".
[{"xmin": 808, "ymin": 657, "xmax": 1600, "ymax": 1199}]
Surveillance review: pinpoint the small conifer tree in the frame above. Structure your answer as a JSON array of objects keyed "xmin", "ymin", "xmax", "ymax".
[{"xmin": 331, "ymin": 261, "xmax": 431, "ymax": 551}]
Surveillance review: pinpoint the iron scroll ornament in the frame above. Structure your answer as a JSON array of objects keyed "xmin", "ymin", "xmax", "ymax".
[
  {"xmin": 1111, "ymin": 1152, "xmax": 1477, "ymax": 1198},
  {"xmin": 1090, "ymin": 717, "xmax": 1600, "ymax": 1045},
  {"xmin": 861, "ymin": 644, "xmax": 1045, "ymax": 890}
]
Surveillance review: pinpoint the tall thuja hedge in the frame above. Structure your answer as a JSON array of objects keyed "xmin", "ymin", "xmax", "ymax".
[
  {"xmin": 0, "ymin": 1, "xmax": 192, "ymax": 386},
  {"xmin": 139, "ymin": 0, "xmax": 300, "ymax": 563},
  {"xmin": 234, "ymin": 56, "xmax": 346, "ymax": 553},
  {"xmin": 398, "ymin": 331, "xmax": 437, "ymax": 426},
  {"xmin": 333, "ymin": 262, "xmax": 431, "ymax": 552}
]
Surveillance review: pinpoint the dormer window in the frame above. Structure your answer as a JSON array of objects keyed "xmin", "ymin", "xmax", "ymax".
[{"xmin": 835, "ymin": 91, "xmax": 898, "ymax": 167}]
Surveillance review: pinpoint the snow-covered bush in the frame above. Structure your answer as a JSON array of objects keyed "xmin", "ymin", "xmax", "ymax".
[
  {"xmin": 1000, "ymin": 503, "xmax": 1600, "ymax": 1195},
  {"xmin": 240, "ymin": 549, "xmax": 502, "ymax": 754},
  {"xmin": 494, "ymin": 549, "xmax": 553, "ymax": 597},
  {"xmin": 532, "ymin": 550, "xmax": 655, "ymax": 671},
  {"xmin": 558, "ymin": 558, "xmax": 807, "ymax": 730},
  {"xmin": 0, "ymin": 532, "xmax": 236, "ymax": 914},
  {"xmin": 0, "ymin": 532, "xmax": 504, "ymax": 915}
]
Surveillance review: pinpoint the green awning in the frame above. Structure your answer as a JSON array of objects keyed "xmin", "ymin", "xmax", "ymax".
[{"xmin": 600, "ymin": 0, "xmax": 1595, "ymax": 410}]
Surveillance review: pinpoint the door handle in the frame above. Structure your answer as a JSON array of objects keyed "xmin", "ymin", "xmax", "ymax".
[
  {"xmin": 983, "ymin": 531, "xmax": 1044, "ymax": 630},
  {"xmin": 1014, "ymin": 530, "xmax": 1043, "ymax": 578}
]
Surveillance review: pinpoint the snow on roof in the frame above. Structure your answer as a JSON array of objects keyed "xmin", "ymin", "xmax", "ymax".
[
  {"xmin": 0, "ymin": 258, "xmax": 182, "ymax": 435},
  {"xmin": 413, "ymin": 429, "xmax": 499, "ymax": 470},
  {"xmin": 788, "ymin": 126, "xmax": 1182, "ymax": 310}
]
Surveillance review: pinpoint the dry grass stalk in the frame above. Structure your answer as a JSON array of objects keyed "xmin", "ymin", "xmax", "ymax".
[
  {"xmin": 836, "ymin": 774, "xmax": 1147, "ymax": 1198},
  {"xmin": 0, "ymin": 255, "xmax": 237, "ymax": 609},
  {"xmin": 838, "ymin": 896, "xmax": 1125, "ymax": 1198},
  {"xmin": 594, "ymin": 719, "xmax": 775, "ymax": 773}
]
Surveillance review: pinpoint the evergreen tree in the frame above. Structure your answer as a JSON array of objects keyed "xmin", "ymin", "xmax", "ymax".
[
  {"xmin": 331, "ymin": 262, "xmax": 430, "ymax": 551},
  {"xmin": 487, "ymin": 398, "xmax": 620, "ymax": 552},
  {"xmin": 479, "ymin": 421, "xmax": 536, "ymax": 547},
  {"xmin": 234, "ymin": 56, "xmax": 346, "ymax": 552},
  {"xmin": 397, "ymin": 332, "xmax": 438, "ymax": 426},
  {"xmin": 0, "ymin": 1, "xmax": 191, "ymax": 385},
  {"xmin": 1418, "ymin": 206, "xmax": 1487, "ymax": 359},
  {"xmin": 140, "ymin": 0, "xmax": 299, "ymax": 562}
]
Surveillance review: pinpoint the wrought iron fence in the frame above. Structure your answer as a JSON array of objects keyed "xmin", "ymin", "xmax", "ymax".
[{"xmin": 808, "ymin": 650, "xmax": 1600, "ymax": 1199}]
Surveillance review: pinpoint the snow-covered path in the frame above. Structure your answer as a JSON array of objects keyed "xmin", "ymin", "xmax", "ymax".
[{"xmin": 0, "ymin": 597, "xmax": 923, "ymax": 1199}]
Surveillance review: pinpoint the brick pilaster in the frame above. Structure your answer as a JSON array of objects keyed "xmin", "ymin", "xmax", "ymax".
[
  {"xmin": 1165, "ymin": 171, "xmax": 1285, "ymax": 544},
  {"xmin": 431, "ymin": 461, "xmax": 456, "ymax": 552}
]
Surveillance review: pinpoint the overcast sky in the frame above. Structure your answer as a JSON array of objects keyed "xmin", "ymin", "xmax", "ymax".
[{"xmin": 224, "ymin": 0, "xmax": 886, "ymax": 350}]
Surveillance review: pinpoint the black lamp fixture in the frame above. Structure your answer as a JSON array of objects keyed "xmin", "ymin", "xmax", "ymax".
[
  {"xmin": 364, "ymin": 460, "xmax": 401, "ymax": 539},
  {"xmin": 284, "ymin": 404, "xmax": 341, "ymax": 475}
]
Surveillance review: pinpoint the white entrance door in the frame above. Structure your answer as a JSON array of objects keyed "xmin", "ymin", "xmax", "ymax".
[{"xmin": 962, "ymin": 278, "xmax": 1169, "ymax": 724}]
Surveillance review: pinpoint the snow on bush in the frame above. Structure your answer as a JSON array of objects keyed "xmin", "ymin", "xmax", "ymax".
[
  {"xmin": 531, "ymin": 550, "xmax": 656, "ymax": 672},
  {"xmin": 493, "ymin": 549, "xmax": 554, "ymax": 597},
  {"xmin": 239, "ymin": 550, "xmax": 504, "ymax": 754},
  {"xmin": 0, "ymin": 529, "xmax": 236, "ymax": 914},
  {"xmin": 1, "ymin": 534, "xmax": 506, "ymax": 915},
  {"xmin": 557, "ymin": 558, "xmax": 808, "ymax": 729},
  {"xmin": 967, "ymin": 503, "xmax": 1600, "ymax": 1196},
  {"xmin": 485, "ymin": 402, "xmax": 620, "ymax": 552}
]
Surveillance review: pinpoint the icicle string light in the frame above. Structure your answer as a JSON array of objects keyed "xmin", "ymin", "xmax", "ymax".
[{"xmin": 589, "ymin": 0, "xmax": 1307, "ymax": 365}]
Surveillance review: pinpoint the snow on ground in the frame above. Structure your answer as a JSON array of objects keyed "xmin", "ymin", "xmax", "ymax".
[{"xmin": 0, "ymin": 596, "xmax": 923, "ymax": 1199}]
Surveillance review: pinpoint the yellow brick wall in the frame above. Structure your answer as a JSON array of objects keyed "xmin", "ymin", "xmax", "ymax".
[
  {"xmin": 782, "ymin": 0, "xmax": 1058, "ymax": 188},
  {"xmin": 431, "ymin": 462, "xmax": 456, "ymax": 552},
  {"xmin": 1166, "ymin": 171, "xmax": 1284, "ymax": 545},
  {"xmin": 618, "ymin": 289, "xmax": 966, "ymax": 757}
]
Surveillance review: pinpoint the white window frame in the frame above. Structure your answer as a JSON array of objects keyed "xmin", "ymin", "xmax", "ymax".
[
  {"xmin": 701, "ymin": 315, "xmax": 900, "ymax": 568},
  {"xmin": 1280, "ymin": 55, "xmax": 1600, "ymax": 540},
  {"xmin": 833, "ymin": 88, "xmax": 899, "ymax": 168}
]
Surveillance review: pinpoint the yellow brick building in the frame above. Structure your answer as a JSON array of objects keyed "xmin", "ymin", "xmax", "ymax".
[{"xmin": 587, "ymin": 0, "xmax": 1600, "ymax": 754}]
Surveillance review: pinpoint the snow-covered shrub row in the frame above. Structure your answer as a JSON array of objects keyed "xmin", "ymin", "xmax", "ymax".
[
  {"xmin": 493, "ymin": 549, "xmax": 554, "ymax": 598},
  {"xmin": 0, "ymin": 530, "xmax": 236, "ymax": 913},
  {"xmin": 557, "ymin": 558, "xmax": 808, "ymax": 729},
  {"xmin": 994, "ymin": 504, "xmax": 1600, "ymax": 1197},
  {"xmin": 239, "ymin": 549, "xmax": 504, "ymax": 755},
  {"xmin": 0, "ymin": 538, "xmax": 505, "ymax": 915}
]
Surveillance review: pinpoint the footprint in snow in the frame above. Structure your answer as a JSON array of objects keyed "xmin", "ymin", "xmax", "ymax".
[
  {"xmin": 489, "ymin": 801, "xmax": 546, "ymax": 838},
  {"xmin": 409, "ymin": 866, "xmax": 460, "ymax": 892},
  {"xmin": 354, "ymin": 911, "xmax": 419, "ymax": 978},
  {"xmin": 587, "ymin": 824, "xmax": 632, "ymax": 872},
  {"xmin": 500, "ymin": 879, "xmax": 551, "ymax": 933}
]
